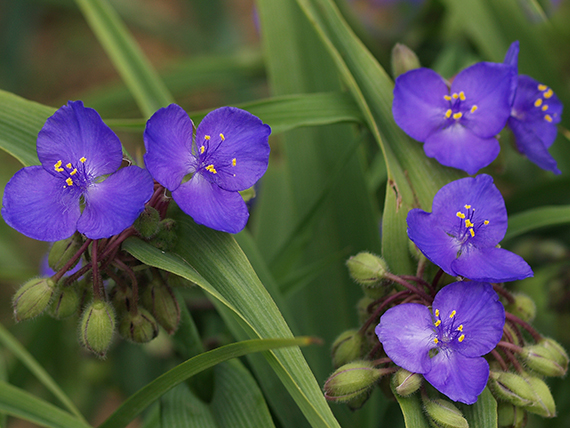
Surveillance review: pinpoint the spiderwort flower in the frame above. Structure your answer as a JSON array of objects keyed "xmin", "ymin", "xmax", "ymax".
[
  {"xmin": 376, "ymin": 281, "xmax": 505, "ymax": 404},
  {"xmin": 144, "ymin": 104, "xmax": 271, "ymax": 233},
  {"xmin": 407, "ymin": 174, "xmax": 533, "ymax": 282},
  {"xmin": 1, "ymin": 101, "xmax": 154, "ymax": 241},
  {"xmin": 393, "ymin": 61, "xmax": 516, "ymax": 174}
]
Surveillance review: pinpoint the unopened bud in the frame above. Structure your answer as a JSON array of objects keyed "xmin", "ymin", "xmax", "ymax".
[
  {"xmin": 79, "ymin": 300, "xmax": 116, "ymax": 357},
  {"xmin": 539, "ymin": 337, "xmax": 569, "ymax": 371},
  {"xmin": 323, "ymin": 360, "xmax": 384, "ymax": 402},
  {"xmin": 497, "ymin": 402, "xmax": 526, "ymax": 428},
  {"xmin": 111, "ymin": 286, "xmax": 134, "ymax": 315},
  {"xmin": 331, "ymin": 329, "xmax": 364, "ymax": 368},
  {"xmin": 488, "ymin": 371, "xmax": 535, "ymax": 407},
  {"xmin": 50, "ymin": 286, "xmax": 80, "ymax": 319},
  {"xmin": 520, "ymin": 344, "xmax": 566, "ymax": 377},
  {"xmin": 423, "ymin": 397, "xmax": 468, "ymax": 428},
  {"xmin": 521, "ymin": 374, "xmax": 556, "ymax": 417},
  {"xmin": 13, "ymin": 277, "xmax": 55, "ymax": 321},
  {"xmin": 134, "ymin": 207, "xmax": 161, "ymax": 239},
  {"xmin": 391, "ymin": 43, "xmax": 421, "ymax": 79},
  {"xmin": 505, "ymin": 293, "xmax": 536, "ymax": 322},
  {"xmin": 392, "ymin": 368, "xmax": 422, "ymax": 397},
  {"xmin": 346, "ymin": 252, "xmax": 389, "ymax": 288},
  {"xmin": 150, "ymin": 219, "xmax": 177, "ymax": 251},
  {"xmin": 48, "ymin": 233, "xmax": 83, "ymax": 272},
  {"xmin": 141, "ymin": 280, "xmax": 180, "ymax": 334},
  {"xmin": 119, "ymin": 308, "xmax": 159, "ymax": 343},
  {"xmin": 503, "ymin": 322, "xmax": 523, "ymax": 347}
]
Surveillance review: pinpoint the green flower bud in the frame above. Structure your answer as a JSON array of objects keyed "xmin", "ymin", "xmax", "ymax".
[
  {"xmin": 503, "ymin": 322, "xmax": 523, "ymax": 347},
  {"xmin": 323, "ymin": 360, "xmax": 384, "ymax": 402},
  {"xmin": 331, "ymin": 329, "xmax": 364, "ymax": 368},
  {"xmin": 239, "ymin": 186, "xmax": 256, "ymax": 203},
  {"xmin": 111, "ymin": 286, "xmax": 134, "ymax": 315},
  {"xmin": 118, "ymin": 308, "xmax": 159, "ymax": 344},
  {"xmin": 539, "ymin": 337, "xmax": 569, "ymax": 372},
  {"xmin": 488, "ymin": 371, "xmax": 535, "ymax": 407},
  {"xmin": 134, "ymin": 207, "xmax": 161, "ymax": 239},
  {"xmin": 79, "ymin": 300, "xmax": 116, "ymax": 357},
  {"xmin": 520, "ymin": 344, "xmax": 566, "ymax": 377},
  {"xmin": 13, "ymin": 277, "xmax": 55, "ymax": 322},
  {"xmin": 48, "ymin": 233, "xmax": 83, "ymax": 272},
  {"xmin": 346, "ymin": 252, "xmax": 389, "ymax": 288},
  {"xmin": 391, "ymin": 43, "xmax": 421, "ymax": 79},
  {"xmin": 497, "ymin": 402, "xmax": 526, "ymax": 428},
  {"xmin": 49, "ymin": 286, "xmax": 80, "ymax": 319},
  {"xmin": 422, "ymin": 397, "xmax": 468, "ymax": 428},
  {"xmin": 521, "ymin": 374, "xmax": 556, "ymax": 418},
  {"xmin": 392, "ymin": 368, "xmax": 422, "ymax": 397},
  {"xmin": 141, "ymin": 280, "xmax": 180, "ymax": 334},
  {"xmin": 505, "ymin": 293, "xmax": 536, "ymax": 322},
  {"xmin": 150, "ymin": 218, "xmax": 178, "ymax": 251},
  {"xmin": 357, "ymin": 296, "xmax": 375, "ymax": 325}
]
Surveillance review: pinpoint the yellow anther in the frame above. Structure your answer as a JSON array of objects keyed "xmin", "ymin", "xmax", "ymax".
[
  {"xmin": 70, "ymin": 168, "xmax": 77, "ymax": 176},
  {"xmin": 205, "ymin": 164, "xmax": 217, "ymax": 174},
  {"xmin": 544, "ymin": 88, "xmax": 553, "ymax": 99},
  {"xmin": 232, "ymin": 158, "xmax": 237, "ymax": 166},
  {"xmin": 542, "ymin": 105, "xmax": 548, "ymax": 111},
  {"xmin": 464, "ymin": 205, "xmax": 471, "ymax": 209},
  {"xmin": 456, "ymin": 212, "xmax": 466, "ymax": 219},
  {"xmin": 465, "ymin": 219, "xmax": 474, "ymax": 228},
  {"xmin": 538, "ymin": 84, "xmax": 548, "ymax": 91},
  {"xmin": 470, "ymin": 105, "xmax": 478, "ymax": 113},
  {"xmin": 445, "ymin": 109, "xmax": 452, "ymax": 119},
  {"xmin": 54, "ymin": 160, "xmax": 63, "ymax": 172},
  {"xmin": 453, "ymin": 112, "xmax": 463, "ymax": 120},
  {"xmin": 457, "ymin": 325, "xmax": 463, "ymax": 332},
  {"xmin": 534, "ymin": 98, "xmax": 543, "ymax": 107},
  {"xmin": 435, "ymin": 309, "xmax": 440, "ymax": 317},
  {"xmin": 205, "ymin": 135, "xmax": 211, "ymax": 141},
  {"xmin": 220, "ymin": 133, "xmax": 225, "ymax": 141},
  {"xmin": 444, "ymin": 95, "xmax": 452, "ymax": 101},
  {"xmin": 545, "ymin": 114, "xmax": 553, "ymax": 123},
  {"xmin": 65, "ymin": 178, "xmax": 73, "ymax": 186},
  {"xmin": 452, "ymin": 93, "xmax": 459, "ymax": 99},
  {"xmin": 459, "ymin": 91, "xmax": 466, "ymax": 101},
  {"xmin": 434, "ymin": 338, "xmax": 439, "ymax": 344},
  {"xmin": 200, "ymin": 146, "xmax": 205, "ymax": 154},
  {"xmin": 434, "ymin": 320, "xmax": 441, "ymax": 327},
  {"xmin": 469, "ymin": 228, "xmax": 475, "ymax": 237},
  {"xmin": 458, "ymin": 334, "xmax": 465, "ymax": 343},
  {"xmin": 66, "ymin": 163, "xmax": 72, "ymax": 169},
  {"xmin": 449, "ymin": 310, "xmax": 456, "ymax": 319},
  {"xmin": 80, "ymin": 157, "xmax": 86, "ymax": 163},
  {"xmin": 484, "ymin": 220, "xmax": 489, "ymax": 225}
]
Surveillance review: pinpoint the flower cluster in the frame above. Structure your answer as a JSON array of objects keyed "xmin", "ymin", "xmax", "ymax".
[{"xmin": 393, "ymin": 41, "xmax": 562, "ymax": 174}]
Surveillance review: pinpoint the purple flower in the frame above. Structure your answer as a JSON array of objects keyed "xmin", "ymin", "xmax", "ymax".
[
  {"xmin": 1, "ymin": 101, "xmax": 154, "ymax": 241},
  {"xmin": 144, "ymin": 104, "xmax": 271, "ymax": 234},
  {"xmin": 407, "ymin": 174, "xmax": 533, "ymax": 282},
  {"xmin": 392, "ymin": 61, "xmax": 516, "ymax": 174},
  {"xmin": 376, "ymin": 281, "xmax": 505, "ymax": 404}
]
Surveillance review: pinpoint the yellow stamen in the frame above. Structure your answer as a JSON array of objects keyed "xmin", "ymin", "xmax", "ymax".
[
  {"xmin": 200, "ymin": 146, "xmax": 205, "ymax": 154},
  {"xmin": 70, "ymin": 168, "xmax": 77, "ymax": 176},
  {"xmin": 434, "ymin": 320, "xmax": 441, "ymax": 327},
  {"xmin": 538, "ymin": 84, "xmax": 548, "ymax": 91},
  {"xmin": 470, "ymin": 105, "xmax": 478, "ymax": 113},
  {"xmin": 469, "ymin": 228, "xmax": 475, "ymax": 237},
  {"xmin": 80, "ymin": 157, "xmax": 86, "ymax": 163},
  {"xmin": 459, "ymin": 91, "xmax": 466, "ymax": 101},
  {"xmin": 444, "ymin": 95, "xmax": 452, "ymax": 101},
  {"xmin": 445, "ymin": 109, "xmax": 452, "ymax": 119},
  {"xmin": 434, "ymin": 338, "xmax": 439, "ymax": 344},
  {"xmin": 452, "ymin": 93, "xmax": 459, "ymax": 99},
  {"xmin": 544, "ymin": 88, "xmax": 553, "ymax": 99},
  {"xmin": 453, "ymin": 112, "xmax": 463, "ymax": 120},
  {"xmin": 464, "ymin": 205, "xmax": 471, "ymax": 209},
  {"xmin": 458, "ymin": 334, "xmax": 465, "ymax": 343},
  {"xmin": 465, "ymin": 219, "xmax": 474, "ymax": 228},
  {"xmin": 534, "ymin": 98, "xmax": 543, "ymax": 107},
  {"xmin": 457, "ymin": 325, "xmax": 463, "ymax": 332},
  {"xmin": 484, "ymin": 220, "xmax": 489, "ymax": 225},
  {"xmin": 205, "ymin": 135, "xmax": 211, "ymax": 141},
  {"xmin": 232, "ymin": 158, "xmax": 236, "ymax": 166},
  {"xmin": 545, "ymin": 114, "xmax": 553, "ymax": 123},
  {"xmin": 542, "ymin": 105, "xmax": 548, "ymax": 111},
  {"xmin": 65, "ymin": 178, "xmax": 73, "ymax": 186},
  {"xmin": 54, "ymin": 160, "xmax": 64, "ymax": 172},
  {"xmin": 65, "ymin": 163, "xmax": 72, "ymax": 169},
  {"xmin": 456, "ymin": 212, "xmax": 466, "ymax": 219},
  {"xmin": 449, "ymin": 310, "xmax": 456, "ymax": 319},
  {"xmin": 205, "ymin": 164, "xmax": 217, "ymax": 174},
  {"xmin": 220, "ymin": 133, "xmax": 225, "ymax": 141},
  {"xmin": 435, "ymin": 309, "xmax": 440, "ymax": 317}
]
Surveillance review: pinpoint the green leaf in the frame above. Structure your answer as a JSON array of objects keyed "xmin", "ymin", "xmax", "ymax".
[
  {"xmin": 99, "ymin": 336, "xmax": 315, "ymax": 428},
  {"xmin": 459, "ymin": 387, "xmax": 498, "ymax": 428},
  {"xmin": 74, "ymin": 0, "xmax": 174, "ymax": 117},
  {"xmin": 391, "ymin": 388, "xmax": 430, "ymax": 428},
  {"xmin": 0, "ymin": 380, "xmax": 92, "ymax": 428},
  {"xmin": 504, "ymin": 206, "xmax": 570, "ymax": 241}
]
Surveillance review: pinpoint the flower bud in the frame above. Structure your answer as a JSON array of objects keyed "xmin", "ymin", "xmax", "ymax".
[
  {"xmin": 133, "ymin": 207, "xmax": 161, "ymax": 239},
  {"xmin": 520, "ymin": 344, "xmax": 566, "ymax": 377},
  {"xmin": 331, "ymin": 329, "xmax": 364, "ymax": 368},
  {"xmin": 13, "ymin": 277, "xmax": 55, "ymax": 321},
  {"xmin": 49, "ymin": 286, "xmax": 80, "ymax": 319},
  {"xmin": 141, "ymin": 280, "xmax": 180, "ymax": 334},
  {"xmin": 111, "ymin": 286, "xmax": 134, "ymax": 315},
  {"xmin": 346, "ymin": 252, "xmax": 389, "ymax": 288},
  {"xmin": 488, "ymin": 371, "xmax": 535, "ymax": 407},
  {"xmin": 79, "ymin": 300, "xmax": 116, "ymax": 357},
  {"xmin": 538, "ymin": 337, "xmax": 569, "ymax": 372},
  {"xmin": 150, "ymin": 219, "xmax": 178, "ymax": 251},
  {"xmin": 48, "ymin": 233, "xmax": 83, "ymax": 272},
  {"xmin": 392, "ymin": 368, "xmax": 422, "ymax": 397},
  {"xmin": 323, "ymin": 360, "xmax": 384, "ymax": 402},
  {"xmin": 391, "ymin": 43, "xmax": 421, "ymax": 79},
  {"xmin": 497, "ymin": 402, "xmax": 526, "ymax": 428},
  {"xmin": 521, "ymin": 374, "xmax": 556, "ymax": 417},
  {"xmin": 357, "ymin": 296, "xmax": 375, "ymax": 325},
  {"xmin": 505, "ymin": 293, "xmax": 536, "ymax": 322},
  {"xmin": 503, "ymin": 322, "xmax": 523, "ymax": 347},
  {"xmin": 422, "ymin": 397, "xmax": 468, "ymax": 428},
  {"xmin": 118, "ymin": 308, "xmax": 159, "ymax": 343}
]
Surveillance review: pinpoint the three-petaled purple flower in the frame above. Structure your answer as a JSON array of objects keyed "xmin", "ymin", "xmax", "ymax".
[
  {"xmin": 376, "ymin": 281, "xmax": 505, "ymax": 404},
  {"xmin": 144, "ymin": 104, "xmax": 271, "ymax": 234},
  {"xmin": 407, "ymin": 174, "xmax": 533, "ymax": 282},
  {"xmin": 1, "ymin": 101, "xmax": 154, "ymax": 241},
  {"xmin": 503, "ymin": 41, "xmax": 563, "ymax": 174},
  {"xmin": 393, "ymin": 60, "xmax": 516, "ymax": 174}
]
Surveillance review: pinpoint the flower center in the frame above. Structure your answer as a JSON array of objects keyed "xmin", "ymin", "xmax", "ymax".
[
  {"xmin": 431, "ymin": 307, "xmax": 465, "ymax": 350},
  {"xmin": 453, "ymin": 204, "xmax": 489, "ymax": 244},
  {"xmin": 197, "ymin": 133, "xmax": 238, "ymax": 178},
  {"xmin": 535, "ymin": 83, "xmax": 555, "ymax": 123},
  {"xmin": 54, "ymin": 157, "xmax": 88, "ymax": 190},
  {"xmin": 443, "ymin": 91, "xmax": 478, "ymax": 122}
]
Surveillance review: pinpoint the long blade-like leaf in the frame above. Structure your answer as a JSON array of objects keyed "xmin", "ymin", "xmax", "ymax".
[{"xmin": 504, "ymin": 206, "xmax": 570, "ymax": 241}]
